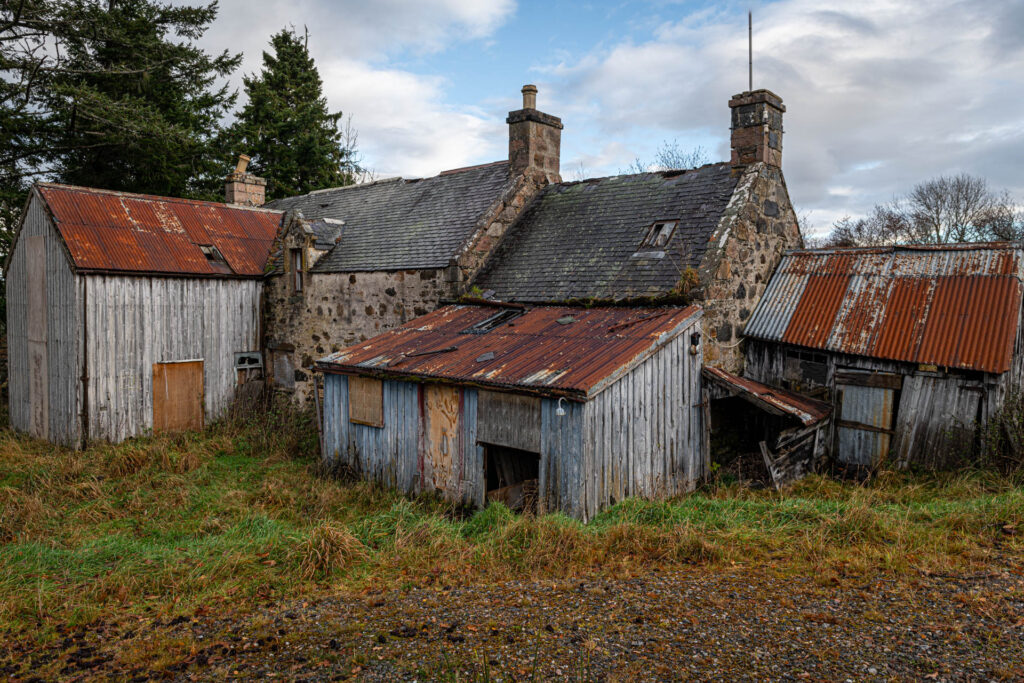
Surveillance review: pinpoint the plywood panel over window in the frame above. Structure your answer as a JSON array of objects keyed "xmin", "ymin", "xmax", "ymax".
[
  {"xmin": 348, "ymin": 376, "xmax": 383, "ymax": 427},
  {"xmin": 423, "ymin": 384, "xmax": 461, "ymax": 492},
  {"xmin": 477, "ymin": 390, "xmax": 541, "ymax": 453},
  {"xmin": 153, "ymin": 360, "xmax": 204, "ymax": 432}
]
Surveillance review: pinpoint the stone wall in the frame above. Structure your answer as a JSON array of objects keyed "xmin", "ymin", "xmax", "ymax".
[
  {"xmin": 263, "ymin": 268, "xmax": 449, "ymax": 403},
  {"xmin": 695, "ymin": 162, "xmax": 803, "ymax": 372}
]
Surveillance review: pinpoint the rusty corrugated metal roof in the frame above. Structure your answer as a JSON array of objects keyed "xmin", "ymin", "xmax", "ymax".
[
  {"xmin": 745, "ymin": 244, "xmax": 1024, "ymax": 373},
  {"xmin": 316, "ymin": 304, "xmax": 702, "ymax": 399},
  {"xmin": 703, "ymin": 367, "xmax": 831, "ymax": 426},
  {"xmin": 36, "ymin": 183, "xmax": 284, "ymax": 277}
]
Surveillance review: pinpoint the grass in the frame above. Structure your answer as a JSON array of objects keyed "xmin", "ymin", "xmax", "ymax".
[{"xmin": 1, "ymin": 404, "xmax": 1022, "ymax": 646}]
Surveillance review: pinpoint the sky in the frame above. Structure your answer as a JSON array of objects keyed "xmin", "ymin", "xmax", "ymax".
[{"xmin": 193, "ymin": 0, "xmax": 1024, "ymax": 236}]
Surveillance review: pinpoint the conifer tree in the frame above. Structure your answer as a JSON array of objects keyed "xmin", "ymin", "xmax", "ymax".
[
  {"xmin": 230, "ymin": 27, "xmax": 358, "ymax": 200},
  {"xmin": 1, "ymin": 0, "xmax": 240, "ymax": 200}
]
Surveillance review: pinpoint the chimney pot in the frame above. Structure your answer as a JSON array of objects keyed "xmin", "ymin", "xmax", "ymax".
[
  {"xmin": 729, "ymin": 89, "xmax": 785, "ymax": 170},
  {"xmin": 235, "ymin": 153, "xmax": 251, "ymax": 174},
  {"xmin": 521, "ymin": 84, "xmax": 538, "ymax": 110},
  {"xmin": 507, "ymin": 84, "xmax": 562, "ymax": 183}
]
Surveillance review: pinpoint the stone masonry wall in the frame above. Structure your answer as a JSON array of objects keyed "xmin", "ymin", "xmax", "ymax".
[
  {"xmin": 695, "ymin": 162, "xmax": 803, "ymax": 372},
  {"xmin": 263, "ymin": 268, "xmax": 449, "ymax": 404}
]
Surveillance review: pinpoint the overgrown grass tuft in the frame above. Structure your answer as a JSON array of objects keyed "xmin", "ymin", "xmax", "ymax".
[{"xmin": 0, "ymin": 403, "xmax": 1021, "ymax": 644}]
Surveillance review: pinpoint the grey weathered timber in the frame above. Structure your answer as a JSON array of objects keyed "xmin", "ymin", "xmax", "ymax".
[
  {"xmin": 745, "ymin": 339, "xmax": 1022, "ymax": 469},
  {"xmin": 6, "ymin": 192, "xmax": 263, "ymax": 447},
  {"xmin": 321, "ymin": 313, "xmax": 705, "ymax": 521}
]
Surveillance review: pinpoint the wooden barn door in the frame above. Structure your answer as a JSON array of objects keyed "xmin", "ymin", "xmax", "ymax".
[
  {"xmin": 421, "ymin": 385, "xmax": 460, "ymax": 494},
  {"xmin": 834, "ymin": 369, "xmax": 901, "ymax": 468},
  {"xmin": 153, "ymin": 360, "xmax": 204, "ymax": 432},
  {"xmin": 26, "ymin": 235, "xmax": 48, "ymax": 439}
]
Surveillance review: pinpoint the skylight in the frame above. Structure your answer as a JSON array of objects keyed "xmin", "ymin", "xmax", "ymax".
[{"xmin": 640, "ymin": 220, "xmax": 678, "ymax": 249}]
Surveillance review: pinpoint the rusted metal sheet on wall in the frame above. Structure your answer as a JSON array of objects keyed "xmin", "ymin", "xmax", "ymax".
[
  {"xmin": 152, "ymin": 360, "xmax": 204, "ymax": 432},
  {"xmin": 477, "ymin": 390, "xmax": 541, "ymax": 452},
  {"xmin": 744, "ymin": 244, "xmax": 1023, "ymax": 374},
  {"xmin": 421, "ymin": 384, "xmax": 461, "ymax": 493}
]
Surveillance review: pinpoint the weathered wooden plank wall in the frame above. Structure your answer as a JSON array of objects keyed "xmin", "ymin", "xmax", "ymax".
[
  {"xmin": 581, "ymin": 329, "xmax": 704, "ymax": 520},
  {"xmin": 83, "ymin": 275, "xmax": 261, "ymax": 443},
  {"xmin": 6, "ymin": 193, "xmax": 82, "ymax": 446},
  {"xmin": 745, "ymin": 339, "xmax": 1011, "ymax": 469}
]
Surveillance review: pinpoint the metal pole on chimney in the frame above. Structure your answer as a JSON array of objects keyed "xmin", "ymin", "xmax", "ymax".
[{"xmin": 748, "ymin": 10, "xmax": 753, "ymax": 92}]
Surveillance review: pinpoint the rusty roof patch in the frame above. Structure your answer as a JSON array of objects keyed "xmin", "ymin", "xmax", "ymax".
[
  {"xmin": 703, "ymin": 367, "xmax": 831, "ymax": 426},
  {"xmin": 36, "ymin": 183, "xmax": 283, "ymax": 277},
  {"xmin": 745, "ymin": 244, "xmax": 1024, "ymax": 374},
  {"xmin": 317, "ymin": 304, "xmax": 702, "ymax": 399}
]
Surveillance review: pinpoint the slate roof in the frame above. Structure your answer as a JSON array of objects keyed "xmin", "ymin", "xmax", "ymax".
[
  {"xmin": 34, "ymin": 183, "xmax": 283, "ymax": 278},
  {"xmin": 473, "ymin": 163, "xmax": 740, "ymax": 302},
  {"xmin": 267, "ymin": 161, "xmax": 510, "ymax": 272}
]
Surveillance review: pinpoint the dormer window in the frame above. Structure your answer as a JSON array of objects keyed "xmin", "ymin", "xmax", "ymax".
[
  {"xmin": 641, "ymin": 220, "xmax": 678, "ymax": 249},
  {"xmin": 291, "ymin": 248, "xmax": 303, "ymax": 293}
]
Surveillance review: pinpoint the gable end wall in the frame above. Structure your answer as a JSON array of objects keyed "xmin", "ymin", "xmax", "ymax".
[{"xmin": 696, "ymin": 162, "xmax": 803, "ymax": 371}]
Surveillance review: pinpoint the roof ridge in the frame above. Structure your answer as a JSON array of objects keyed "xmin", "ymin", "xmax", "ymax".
[
  {"xmin": 548, "ymin": 161, "xmax": 731, "ymax": 189},
  {"xmin": 36, "ymin": 182, "xmax": 284, "ymax": 215}
]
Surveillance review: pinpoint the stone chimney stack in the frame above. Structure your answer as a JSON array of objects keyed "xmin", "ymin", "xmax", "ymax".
[
  {"xmin": 729, "ymin": 89, "xmax": 785, "ymax": 170},
  {"xmin": 225, "ymin": 154, "xmax": 267, "ymax": 206},
  {"xmin": 507, "ymin": 84, "xmax": 562, "ymax": 183}
]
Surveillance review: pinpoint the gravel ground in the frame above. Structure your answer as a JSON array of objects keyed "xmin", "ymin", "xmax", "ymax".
[{"xmin": 4, "ymin": 566, "xmax": 1023, "ymax": 681}]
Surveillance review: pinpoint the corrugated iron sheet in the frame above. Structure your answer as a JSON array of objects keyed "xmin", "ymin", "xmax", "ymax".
[
  {"xmin": 702, "ymin": 367, "xmax": 830, "ymax": 426},
  {"xmin": 744, "ymin": 245, "xmax": 1024, "ymax": 374},
  {"xmin": 316, "ymin": 304, "xmax": 702, "ymax": 399},
  {"xmin": 37, "ymin": 183, "xmax": 283, "ymax": 277}
]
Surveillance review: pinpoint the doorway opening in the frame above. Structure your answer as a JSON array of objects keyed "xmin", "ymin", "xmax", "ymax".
[{"xmin": 484, "ymin": 444, "xmax": 539, "ymax": 514}]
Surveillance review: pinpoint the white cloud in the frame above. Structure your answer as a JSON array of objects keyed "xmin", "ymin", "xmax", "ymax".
[
  {"xmin": 189, "ymin": 0, "xmax": 515, "ymax": 176},
  {"xmin": 535, "ymin": 0, "xmax": 1024, "ymax": 233}
]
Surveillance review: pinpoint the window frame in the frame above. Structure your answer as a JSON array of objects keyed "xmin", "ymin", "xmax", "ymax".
[{"xmin": 290, "ymin": 248, "xmax": 304, "ymax": 293}]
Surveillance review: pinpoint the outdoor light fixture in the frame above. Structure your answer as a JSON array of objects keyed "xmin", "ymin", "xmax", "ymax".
[
  {"xmin": 556, "ymin": 397, "xmax": 567, "ymax": 417},
  {"xmin": 690, "ymin": 331, "xmax": 702, "ymax": 356}
]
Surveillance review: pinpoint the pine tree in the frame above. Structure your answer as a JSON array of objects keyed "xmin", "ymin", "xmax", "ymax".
[
  {"xmin": 231, "ymin": 28, "xmax": 358, "ymax": 200},
  {"xmin": 0, "ymin": 0, "xmax": 240, "ymax": 201}
]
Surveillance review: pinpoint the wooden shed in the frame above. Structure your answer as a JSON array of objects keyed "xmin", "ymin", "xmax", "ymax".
[
  {"xmin": 742, "ymin": 244, "xmax": 1024, "ymax": 470},
  {"xmin": 315, "ymin": 303, "xmax": 706, "ymax": 521},
  {"xmin": 5, "ymin": 183, "xmax": 282, "ymax": 446}
]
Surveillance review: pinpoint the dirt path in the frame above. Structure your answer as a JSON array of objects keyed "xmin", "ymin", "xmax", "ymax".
[{"xmin": 4, "ymin": 566, "xmax": 1023, "ymax": 681}]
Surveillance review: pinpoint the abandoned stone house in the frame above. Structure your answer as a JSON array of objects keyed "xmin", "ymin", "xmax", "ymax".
[{"xmin": 255, "ymin": 86, "xmax": 801, "ymax": 403}]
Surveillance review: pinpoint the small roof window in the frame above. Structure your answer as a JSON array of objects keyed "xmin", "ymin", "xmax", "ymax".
[
  {"xmin": 640, "ymin": 220, "xmax": 678, "ymax": 249},
  {"xmin": 461, "ymin": 308, "xmax": 523, "ymax": 334},
  {"xmin": 198, "ymin": 244, "xmax": 231, "ymax": 273}
]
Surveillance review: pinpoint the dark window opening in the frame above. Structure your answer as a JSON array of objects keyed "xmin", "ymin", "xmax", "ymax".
[
  {"xmin": 291, "ymin": 248, "xmax": 303, "ymax": 293},
  {"xmin": 199, "ymin": 244, "xmax": 231, "ymax": 273},
  {"xmin": 640, "ymin": 220, "xmax": 678, "ymax": 249},
  {"xmin": 484, "ymin": 444, "xmax": 539, "ymax": 513},
  {"xmin": 461, "ymin": 308, "xmax": 523, "ymax": 334}
]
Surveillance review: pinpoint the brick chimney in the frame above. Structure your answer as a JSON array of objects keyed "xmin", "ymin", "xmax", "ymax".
[
  {"xmin": 729, "ymin": 89, "xmax": 785, "ymax": 169},
  {"xmin": 225, "ymin": 154, "xmax": 267, "ymax": 206},
  {"xmin": 507, "ymin": 85, "xmax": 562, "ymax": 183}
]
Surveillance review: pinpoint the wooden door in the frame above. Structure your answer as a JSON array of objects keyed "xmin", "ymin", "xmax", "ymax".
[
  {"xmin": 153, "ymin": 360, "xmax": 204, "ymax": 432},
  {"xmin": 421, "ymin": 385, "xmax": 460, "ymax": 493}
]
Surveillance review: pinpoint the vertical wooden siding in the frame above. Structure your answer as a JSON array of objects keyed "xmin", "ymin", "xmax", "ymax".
[
  {"xmin": 6, "ymin": 194, "xmax": 82, "ymax": 446},
  {"xmin": 581, "ymin": 329, "xmax": 704, "ymax": 521},
  {"xmin": 83, "ymin": 275, "xmax": 261, "ymax": 443}
]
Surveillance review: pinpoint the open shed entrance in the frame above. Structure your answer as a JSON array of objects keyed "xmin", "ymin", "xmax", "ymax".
[
  {"xmin": 484, "ymin": 444, "xmax": 539, "ymax": 514},
  {"xmin": 704, "ymin": 368, "xmax": 831, "ymax": 488}
]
